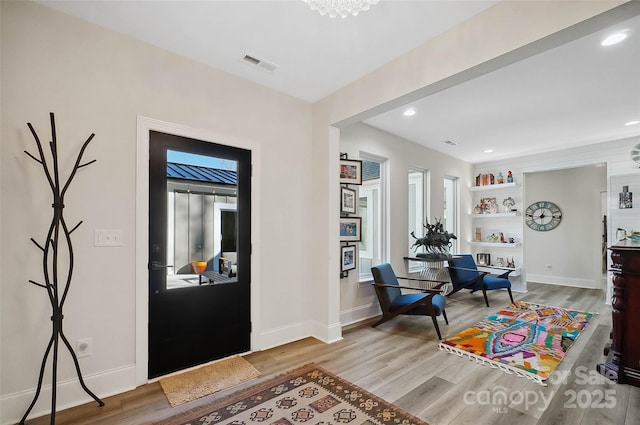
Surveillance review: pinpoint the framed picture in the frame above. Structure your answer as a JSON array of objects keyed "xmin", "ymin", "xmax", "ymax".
[
  {"xmin": 340, "ymin": 159, "xmax": 362, "ymax": 185},
  {"xmin": 340, "ymin": 186, "xmax": 357, "ymax": 214},
  {"xmin": 477, "ymin": 253, "xmax": 490, "ymax": 266},
  {"xmin": 340, "ymin": 217, "xmax": 362, "ymax": 242},
  {"xmin": 341, "ymin": 245, "xmax": 356, "ymax": 272}
]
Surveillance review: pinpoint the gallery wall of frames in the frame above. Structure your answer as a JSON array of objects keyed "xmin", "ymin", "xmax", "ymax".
[{"xmin": 339, "ymin": 154, "xmax": 362, "ymax": 278}]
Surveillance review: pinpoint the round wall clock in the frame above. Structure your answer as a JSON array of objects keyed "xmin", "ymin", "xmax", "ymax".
[{"xmin": 525, "ymin": 201, "xmax": 562, "ymax": 231}]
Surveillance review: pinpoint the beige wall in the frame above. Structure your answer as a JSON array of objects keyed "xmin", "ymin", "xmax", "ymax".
[
  {"xmin": 1, "ymin": 0, "xmax": 631, "ymax": 423},
  {"xmin": 1, "ymin": 1, "xmax": 312, "ymax": 422},
  {"xmin": 524, "ymin": 166, "xmax": 607, "ymax": 288}
]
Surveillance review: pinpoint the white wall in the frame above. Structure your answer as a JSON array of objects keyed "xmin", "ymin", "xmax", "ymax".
[
  {"xmin": 1, "ymin": 2, "xmax": 312, "ymax": 423},
  {"xmin": 338, "ymin": 123, "xmax": 473, "ymax": 325},
  {"xmin": 524, "ymin": 166, "xmax": 607, "ymax": 289}
]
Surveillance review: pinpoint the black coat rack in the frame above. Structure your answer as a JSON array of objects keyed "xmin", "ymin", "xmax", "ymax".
[{"xmin": 20, "ymin": 113, "xmax": 104, "ymax": 425}]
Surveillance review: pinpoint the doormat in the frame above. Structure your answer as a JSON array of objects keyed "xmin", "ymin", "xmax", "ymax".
[
  {"xmin": 439, "ymin": 301, "xmax": 594, "ymax": 385},
  {"xmin": 154, "ymin": 363, "xmax": 430, "ymax": 425},
  {"xmin": 159, "ymin": 356, "xmax": 261, "ymax": 407}
]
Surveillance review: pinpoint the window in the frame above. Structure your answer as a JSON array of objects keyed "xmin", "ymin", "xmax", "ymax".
[
  {"xmin": 408, "ymin": 168, "xmax": 427, "ymax": 260},
  {"xmin": 359, "ymin": 156, "xmax": 385, "ymax": 279},
  {"xmin": 443, "ymin": 176, "xmax": 459, "ymax": 254}
]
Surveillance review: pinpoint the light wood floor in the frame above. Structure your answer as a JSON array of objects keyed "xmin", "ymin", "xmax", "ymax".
[{"xmin": 25, "ymin": 283, "xmax": 640, "ymax": 425}]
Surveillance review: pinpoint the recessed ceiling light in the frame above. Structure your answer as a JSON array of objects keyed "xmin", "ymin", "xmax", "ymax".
[
  {"xmin": 484, "ymin": 149, "xmax": 494, "ymax": 153},
  {"xmin": 403, "ymin": 108, "xmax": 416, "ymax": 117},
  {"xmin": 601, "ymin": 32, "xmax": 628, "ymax": 46},
  {"xmin": 625, "ymin": 120, "xmax": 640, "ymax": 126}
]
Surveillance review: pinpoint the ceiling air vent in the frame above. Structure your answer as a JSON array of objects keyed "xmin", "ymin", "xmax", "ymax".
[
  {"xmin": 243, "ymin": 54, "xmax": 279, "ymax": 72},
  {"xmin": 443, "ymin": 140, "xmax": 458, "ymax": 146}
]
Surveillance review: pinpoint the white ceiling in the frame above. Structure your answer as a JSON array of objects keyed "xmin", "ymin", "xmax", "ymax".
[
  {"xmin": 39, "ymin": 0, "xmax": 640, "ymax": 163},
  {"xmin": 365, "ymin": 12, "xmax": 640, "ymax": 163}
]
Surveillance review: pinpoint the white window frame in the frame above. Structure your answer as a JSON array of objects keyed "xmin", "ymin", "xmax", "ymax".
[
  {"xmin": 408, "ymin": 167, "xmax": 429, "ymax": 272},
  {"xmin": 358, "ymin": 153, "xmax": 387, "ymax": 281},
  {"xmin": 443, "ymin": 176, "xmax": 459, "ymax": 254}
]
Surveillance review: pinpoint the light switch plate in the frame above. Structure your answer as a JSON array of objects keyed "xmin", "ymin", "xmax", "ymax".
[{"xmin": 94, "ymin": 229, "xmax": 123, "ymax": 247}]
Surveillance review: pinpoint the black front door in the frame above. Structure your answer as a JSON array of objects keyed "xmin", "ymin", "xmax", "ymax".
[{"xmin": 148, "ymin": 131, "xmax": 251, "ymax": 379}]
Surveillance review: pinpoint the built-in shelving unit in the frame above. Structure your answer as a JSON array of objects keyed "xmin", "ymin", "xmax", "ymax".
[{"xmin": 469, "ymin": 170, "xmax": 525, "ymax": 292}]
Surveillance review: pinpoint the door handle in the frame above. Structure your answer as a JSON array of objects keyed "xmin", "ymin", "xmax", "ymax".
[{"xmin": 149, "ymin": 261, "xmax": 173, "ymax": 270}]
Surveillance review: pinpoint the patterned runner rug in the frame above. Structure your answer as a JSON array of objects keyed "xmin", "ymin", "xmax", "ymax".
[
  {"xmin": 155, "ymin": 363, "xmax": 429, "ymax": 425},
  {"xmin": 439, "ymin": 301, "xmax": 594, "ymax": 385},
  {"xmin": 159, "ymin": 356, "xmax": 261, "ymax": 407}
]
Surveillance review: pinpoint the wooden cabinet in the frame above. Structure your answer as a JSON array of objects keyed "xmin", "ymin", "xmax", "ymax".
[{"xmin": 597, "ymin": 240, "xmax": 640, "ymax": 387}]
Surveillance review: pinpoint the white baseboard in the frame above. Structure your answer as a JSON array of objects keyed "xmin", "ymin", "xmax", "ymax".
[
  {"xmin": 340, "ymin": 303, "xmax": 380, "ymax": 327},
  {"xmin": 257, "ymin": 322, "xmax": 310, "ymax": 352},
  {"xmin": 310, "ymin": 320, "xmax": 343, "ymax": 344},
  {"xmin": 527, "ymin": 274, "xmax": 599, "ymax": 289},
  {"xmin": 256, "ymin": 319, "xmax": 344, "ymax": 352},
  {"xmin": 1, "ymin": 364, "xmax": 136, "ymax": 425}
]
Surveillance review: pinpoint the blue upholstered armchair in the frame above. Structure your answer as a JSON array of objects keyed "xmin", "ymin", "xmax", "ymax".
[
  {"xmin": 370, "ymin": 263, "xmax": 448, "ymax": 339},
  {"xmin": 446, "ymin": 254, "xmax": 515, "ymax": 307}
]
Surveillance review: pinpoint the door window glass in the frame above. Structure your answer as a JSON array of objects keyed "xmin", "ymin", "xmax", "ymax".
[{"xmin": 166, "ymin": 150, "xmax": 238, "ymax": 289}]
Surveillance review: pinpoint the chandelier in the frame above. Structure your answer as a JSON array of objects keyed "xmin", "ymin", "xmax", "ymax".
[{"xmin": 303, "ymin": 0, "xmax": 379, "ymax": 19}]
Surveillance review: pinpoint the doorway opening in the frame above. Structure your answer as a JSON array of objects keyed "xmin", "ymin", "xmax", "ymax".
[{"xmin": 148, "ymin": 131, "xmax": 251, "ymax": 378}]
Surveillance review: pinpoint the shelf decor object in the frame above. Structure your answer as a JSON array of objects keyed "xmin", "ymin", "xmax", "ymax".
[
  {"xmin": 502, "ymin": 196, "xmax": 516, "ymax": 212},
  {"xmin": 410, "ymin": 218, "xmax": 457, "ymax": 260},
  {"xmin": 476, "ymin": 253, "xmax": 490, "ymax": 266},
  {"xmin": 20, "ymin": 113, "xmax": 104, "ymax": 425}
]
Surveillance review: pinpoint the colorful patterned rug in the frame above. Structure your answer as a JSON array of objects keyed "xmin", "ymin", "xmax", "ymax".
[
  {"xmin": 155, "ymin": 363, "xmax": 429, "ymax": 425},
  {"xmin": 439, "ymin": 301, "xmax": 594, "ymax": 385}
]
